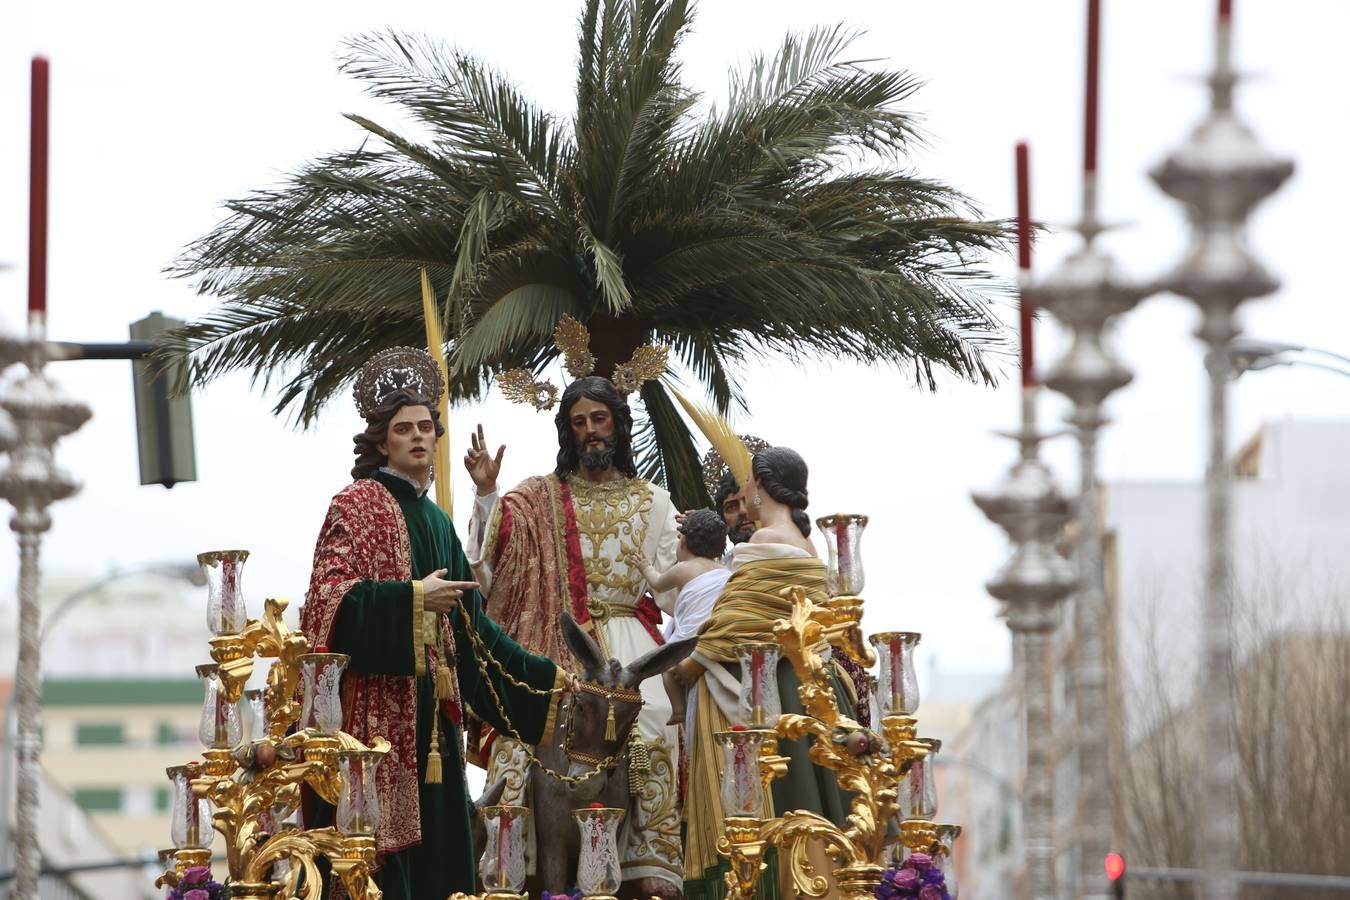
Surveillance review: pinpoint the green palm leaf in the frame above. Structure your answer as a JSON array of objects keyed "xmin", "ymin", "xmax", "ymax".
[{"xmin": 164, "ymin": 0, "xmax": 1015, "ymax": 503}]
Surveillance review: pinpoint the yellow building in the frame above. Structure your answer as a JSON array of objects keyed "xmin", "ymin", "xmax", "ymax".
[{"xmin": 40, "ymin": 676, "xmax": 208, "ymax": 856}]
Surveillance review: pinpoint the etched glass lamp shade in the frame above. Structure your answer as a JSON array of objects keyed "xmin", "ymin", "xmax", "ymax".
[
  {"xmin": 715, "ymin": 728, "xmax": 771, "ymax": 817},
  {"xmin": 936, "ymin": 824, "xmax": 962, "ymax": 899},
  {"xmin": 898, "ymin": 738, "xmax": 941, "ymax": 820},
  {"xmin": 196, "ymin": 663, "xmax": 242, "ymax": 749},
  {"xmin": 870, "ymin": 631, "xmax": 921, "ymax": 716},
  {"xmin": 574, "ymin": 806, "xmax": 625, "ymax": 897},
  {"xmin": 335, "ymin": 749, "xmax": 383, "ymax": 836},
  {"xmin": 816, "ymin": 514, "xmax": 869, "ymax": 596},
  {"xmin": 734, "ymin": 642, "xmax": 781, "ymax": 727},
  {"xmin": 479, "ymin": 805, "xmax": 530, "ymax": 893},
  {"xmin": 167, "ymin": 765, "xmax": 212, "ymax": 850},
  {"xmin": 239, "ymin": 688, "xmax": 265, "ymax": 744},
  {"xmin": 199, "ymin": 549, "xmax": 249, "ymax": 635},
  {"xmin": 298, "ymin": 652, "xmax": 349, "ymax": 734}
]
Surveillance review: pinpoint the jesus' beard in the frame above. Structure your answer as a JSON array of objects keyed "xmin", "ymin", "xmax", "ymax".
[{"xmin": 578, "ymin": 435, "xmax": 617, "ymax": 471}]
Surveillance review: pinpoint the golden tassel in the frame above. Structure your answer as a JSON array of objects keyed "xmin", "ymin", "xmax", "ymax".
[
  {"xmin": 436, "ymin": 661, "xmax": 455, "ymax": 701},
  {"xmin": 604, "ymin": 699, "xmax": 617, "ymax": 741},
  {"xmin": 426, "ymin": 722, "xmax": 444, "ymax": 784},
  {"xmin": 627, "ymin": 732, "xmax": 651, "ymax": 796}
]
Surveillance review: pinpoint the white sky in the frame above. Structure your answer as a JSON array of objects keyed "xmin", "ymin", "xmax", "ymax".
[{"xmin": 2, "ymin": 1, "xmax": 1347, "ymax": 678}]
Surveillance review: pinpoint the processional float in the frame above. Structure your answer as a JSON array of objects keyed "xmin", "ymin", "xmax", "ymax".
[
  {"xmin": 157, "ymin": 523, "xmax": 963, "ymax": 900},
  {"xmin": 714, "ymin": 514, "xmax": 960, "ymax": 900}
]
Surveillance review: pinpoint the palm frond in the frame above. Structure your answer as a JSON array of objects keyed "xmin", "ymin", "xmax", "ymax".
[
  {"xmin": 166, "ymin": 1, "xmax": 1016, "ymax": 504},
  {"xmin": 341, "ymin": 31, "xmax": 574, "ymax": 219},
  {"xmin": 668, "ymin": 385, "xmax": 752, "ymax": 491}
]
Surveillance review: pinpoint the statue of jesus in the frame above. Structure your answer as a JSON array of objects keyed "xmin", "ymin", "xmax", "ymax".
[{"xmin": 465, "ymin": 375, "xmax": 683, "ymax": 897}]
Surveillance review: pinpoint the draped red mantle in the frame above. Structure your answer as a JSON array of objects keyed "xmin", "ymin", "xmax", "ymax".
[{"xmin": 299, "ymin": 478, "xmax": 424, "ymax": 855}]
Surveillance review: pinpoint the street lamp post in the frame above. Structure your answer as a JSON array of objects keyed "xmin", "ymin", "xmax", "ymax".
[
  {"xmin": 974, "ymin": 393, "xmax": 1078, "ymax": 900},
  {"xmin": 1031, "ymin": 225, "xmax": 1149, "ymax": 900},
  {"xmin": 5, "ymin": 55, "xmax": 96, "ymax": 899},
  {"xmin": 0, "ymin": 337, "xmax": 91, "ymax": 899},
  {"xmin": 1024, "ymin": 6, "xmax": 1155, "ymax": 897},
  {"xmin": 1149, "ymin": 9, "xmax": 1294, "ymax": 900}
]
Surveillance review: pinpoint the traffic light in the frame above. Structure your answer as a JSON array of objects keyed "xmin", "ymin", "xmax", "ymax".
[
  {"xmin": 129, "ymin": 312, "xmax": 197, "ymax": 488},
  {"xmin": 1105, "ymin": 852, "xmax": 1126, "ymax": 900}
]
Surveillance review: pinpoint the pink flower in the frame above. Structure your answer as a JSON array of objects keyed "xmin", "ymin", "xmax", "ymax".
[
  {"xmin": 906, "ymin": 852, "xmax": 933, "ymax": 871},
  {"xmin": 181, "ymin": 867, "xmax": 211, "ymax": 884},
  {"xmin": 917, "ymin": 885, "xmax": 942, "ymax": 900},
  {"xmin": 184, "ymin": 890, "xmax": 209, "ymax": 900},
  {"xmin": 893, "ymin": 868, "xmax": 921, "ymax": 890}
]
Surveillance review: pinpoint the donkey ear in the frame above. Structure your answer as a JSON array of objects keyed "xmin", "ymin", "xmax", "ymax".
[
  {"xmin": 622, "ymin": 635, "xmax": 698, "ymax": 687},
  {"xmin": 474, "ymin": 775, "xmax": 508, "ymax": 812},
  {"xmin": 560, "ymin": 613, "xmax": 606, "ymax": 675}
]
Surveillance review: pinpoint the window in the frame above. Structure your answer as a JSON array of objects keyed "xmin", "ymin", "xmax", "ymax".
[
  {"xmin": 75, "ymin": 723, "xmax": 124, "ymax": 746},
  {"xmin": 156, "ymin": 721, "xmax": 181, "ymax": 745},
  {"xmin": 154, "ymin": 787, "xmax": 171, "ymax": 812},
  {"xmin": 73, "ymin": 788, "xmax": 121, "ymax": 812}
]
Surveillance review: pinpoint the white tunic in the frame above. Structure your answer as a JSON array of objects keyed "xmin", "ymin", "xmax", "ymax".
[
  {"xmin": 662, "ymin": 566, "xmax": 732, "ymax": 643},
  {"xmin": 467, "ymin": 474, "xmax": 683, "ymax": 885}
]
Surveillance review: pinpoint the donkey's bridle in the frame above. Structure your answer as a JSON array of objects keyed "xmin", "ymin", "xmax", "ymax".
[{"xmin": 563, "ymin": 679, "xmax": 644, "ymax": 770}]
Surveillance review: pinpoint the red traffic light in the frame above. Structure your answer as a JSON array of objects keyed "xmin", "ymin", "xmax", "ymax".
[{"xmin": 1104, "ymin": 852, "xmax": 1126, "ymax": 881}]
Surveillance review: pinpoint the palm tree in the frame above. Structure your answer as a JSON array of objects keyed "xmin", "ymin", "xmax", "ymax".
[{"xmin": 166, "ymin": 0, "xmax": 1013, "ymax": 509}]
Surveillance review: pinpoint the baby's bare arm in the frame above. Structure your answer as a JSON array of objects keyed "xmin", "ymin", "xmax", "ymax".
[{"xmin": 629, "ymin": 552, "xmax": 703, "ymax": 592}]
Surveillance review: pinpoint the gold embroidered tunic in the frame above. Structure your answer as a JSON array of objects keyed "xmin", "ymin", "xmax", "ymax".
[{"xmin": 468, "ymin": 472, "xmax": 683, "ymax": 888}]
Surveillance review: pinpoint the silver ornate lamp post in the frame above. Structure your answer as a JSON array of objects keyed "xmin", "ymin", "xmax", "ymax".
[
  {"xmin": 973, "ymin": 390, "xmax": 1077, "ymax": 900},
  {"xmin": 1032, "ymin": 188, "xmax": 1148, "ymax": 900},
  {"xmin": 0, "ymin": 336, "xmax": 91, "ymax": 900},
  {"xmin": 973, "ymin": 140, "xmax": 1079, "ymax": 900},
  {"xmin": 1026, "ymin": 4, "xmax": 1153, "ymax": 897},
  {"xmin": 1149, "ymin": 5, "xmax": 1292, "ymax": 899},
  {"xmin": 4, "ymin": 56, "xmax": 95, "ymax": 899}
]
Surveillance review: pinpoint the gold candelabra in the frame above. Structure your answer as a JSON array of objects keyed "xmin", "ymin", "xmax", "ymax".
[
  {"xmin": 156, "ymin": 551, "xmax": 389, "ymax": 900},
  {"xmin": 716, "ymin": 588, "xmax": 962, "ymax": 900}
]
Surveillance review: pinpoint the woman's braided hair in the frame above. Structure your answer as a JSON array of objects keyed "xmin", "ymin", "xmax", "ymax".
[{"xmin": 752, "ymin": 446, "xmax": 811, "ymax": 538}]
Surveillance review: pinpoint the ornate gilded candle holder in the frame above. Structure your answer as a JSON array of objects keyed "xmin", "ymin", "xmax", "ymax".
[
  {"xmin": 716, "ymin": 592, "xmax": 939, "ymax": 900},
  {"xmin": 155, "ymin": 549, "xmax": 389, "ymax": 900}
]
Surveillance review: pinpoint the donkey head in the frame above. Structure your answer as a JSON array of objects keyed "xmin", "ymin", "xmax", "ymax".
[{"xmin": 559, "ymin": 613, "xmax": 696, "ymax": 780}]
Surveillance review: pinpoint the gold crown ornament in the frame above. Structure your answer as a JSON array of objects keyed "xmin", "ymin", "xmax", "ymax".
[
  {"xmin": 353, "ymin": 346, "xmax": 446, "ymax": 418},
  {"xmin": 497, "ymin": 315, "xmax": 669, "ymax": 410}
]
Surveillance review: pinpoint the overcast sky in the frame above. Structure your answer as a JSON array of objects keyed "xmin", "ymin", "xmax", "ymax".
[{"xmin": 2, "ymin": 0, "xmax": 1347, "ymax": 679}]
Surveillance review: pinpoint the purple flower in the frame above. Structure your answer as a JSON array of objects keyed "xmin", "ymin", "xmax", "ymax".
[
  {"xmin": 906, "ymin": 852, "xmax": 933, "ymax": 871},
  {"xmin": 923, "ymin": 868, "xmax": 945, "ymax": 885},
  {"xmin": 184, "ymin": 890, "xmax": 209, "ymax": 900},
  {"xmin": 181, "ymin": 866, "xmax": 211, "ymax": 884},
  {"xmin": 917, "ymin": 886, "xmax": 942, "ymax": 900},
  {"xmin": 893, "ymin": 868, "xmax": 921, "ymax": 891}
]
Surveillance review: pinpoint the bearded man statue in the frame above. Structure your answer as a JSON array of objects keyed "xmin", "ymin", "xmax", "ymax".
[{"xmin": 464, "ymin": 375, "xmax": 682, "ymax": 897}]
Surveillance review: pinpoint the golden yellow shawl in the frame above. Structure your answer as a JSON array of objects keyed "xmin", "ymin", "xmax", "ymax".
[{"xmin": 684, "ymin": 555, "xmax": 828, "ymax": 878}]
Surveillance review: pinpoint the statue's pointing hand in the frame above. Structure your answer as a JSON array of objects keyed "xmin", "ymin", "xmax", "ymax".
[
  {"xmin": 423, "ymin": 568, "xmax": 478, "ymax": 614},
  {"xmin": 464, "ymin": 423, "xmax": 505, "ymax": 495}
]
